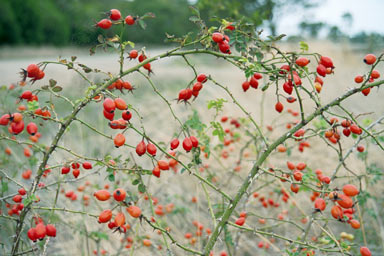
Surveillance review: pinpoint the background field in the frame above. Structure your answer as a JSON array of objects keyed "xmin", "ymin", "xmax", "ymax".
[{"xmin": 0, "ymin": 39, "xmax": 383, "ymax": 256}]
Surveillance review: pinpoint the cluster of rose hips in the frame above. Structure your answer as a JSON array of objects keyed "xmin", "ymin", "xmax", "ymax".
[
  {"xmin": 107, "ymin": 79, "xmax": 134, "ymax": 92},
  {"xmin": 323, "ymin": 118, "xmax": 363, "ymax": 145},
  {"xmin": 241, "ymin": 72, "xmax": 263, "ymax": 92},
  {"xmin": 177, "ymin": 73, "xmax": 207, "ymax": 103},
  {"xmin": 0, "ymin": 111, "xmax": 38, "ymax": 137},
  {"xmin": 96, "ymin": 9, "xmax": 136, "ymax": 30},
  {"xmin": 93, "ymin": 188, "xmax": 141, "ymax": 233},
  {"xmin": 27, "ymin": 217, "xmax": 56, "ymax": 242},
  {"xmin": 313, "ymin": 183, "xmax": 361, "ymax": 231},
  {"xmin": 21, "ymin": 64, "xmax": 45, "ymax": 83},
  {"xmin": 211, "ymin": 32, "xmax": 232, "ymax": 54},
  {"xmin": 5, "ymin": 188, "xmax": 27, "ymax": 216},
  {"xmin": 354, "ymin": 54, "xmax": 380, "ymax": 96},
  {"xmin": 61, "ymin": 161, "xmax": 93, "ymax": 179}
]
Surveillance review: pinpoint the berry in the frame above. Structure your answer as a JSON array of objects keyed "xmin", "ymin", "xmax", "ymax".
[
  {"xmin": 125, "ymin": 15, "xmax": 135, "ymax": 25},
  {"xmin": 295, "ymin": 57, "xmax": 310, "ymax": 67},
  {"xmin": 182, "ymin": 137, "xmax": 193, "ymax": 152},
  {"xmin": 109, "ymin": 9, "xmax": 121, "ymax": 21},
  {"xmin": 129, "ymin": 50, "xmax": 138, "ymax": 59},
  {"xmin": 170, "ymin": 138, "xmax": 180, "ymax": 150},
  {"xmin": 360, "ymin": 247, "xmax": 371, "ymax": 256},
  {"xmin": 113, "ymin": 188, "xmax": 126, "ymax": 201},
  {"xmin": 127, "ymin": 205, "xmax": 141, "ymax": 218},
  {"xmin": 99, "ymin": 209, "xmax": 112, "ymax": 223},
  {"xmin": 146, "ymin": 143, "xmax": 157, "ymax": 156},
  {"xmin": 212, "ymin": 32, "xmax": 225, "ymax": 43},
  {"xmin": 27, "ymin": 64, "xmax": 40, "ymax": 78},
  {"xmin": 61, "ymin": 166, "xmax": 70, "ymax": 174},
  {"xmin": 363, "ymin": 54, "xmax": 376, "ymax": 65},
  {"xmin": 354, "ymin": 75, "xmax": 364, "ymax": 83},
  {"xmin": 26, "ymin": 122, "xmax": 38, "ymax": 135},
  {"xmin": 94, "ymin": 190, "xmax": 111, "ymax": 201},
  {"xmin": 197, "ymin": 74, "xmax": 207, "ymax": 83},
  {"xmin": 314, "ymin": 198, "xmax": 326, "ymax": 211},
  {"xmin": 320, "ymin": 56, "xmax": 334, "ymax": 68},
  {"xmin": 46, "ymin": 224, "xmax": 57, "ymax": 237},
  {"xmin": 342, "ymin": 184, "xmax": 359, "ymax": 197},
  {"xmin": 97, "ymin": 19, "xmax": 112, "ymax": 29},
  {"xmin": 114, "ymin": 133, "xmax": 125, "ymax": 148},
  {"xmin": 103, "ymin": 98, "xmax": 116, "ymax": 113},
  {"xmin": 316, "ymin": 64, "xmax": 327, "ymax": 77},
  {"xmin": 136, "ymin": 141, "xmax": 146, "ymax": 156},
  {"xmin": 82, "ymin": 162, "xmax": 92, "ymax": 169},
  {"xmin": 275, "ymin": 102, "xmax": 284, "ymax": 113}
]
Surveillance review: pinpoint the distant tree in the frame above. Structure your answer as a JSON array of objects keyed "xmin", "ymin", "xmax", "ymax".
[
  {"xmin": 327, "ymin": 25, "xmax": 346, "ymax": 42},
  {"xmin": 197, "ymin": 0, "xmax": 319, "ymax": 35},
  {"xmin": 299, "ymin": 21, "xmax": 325, "ymax": 38}
]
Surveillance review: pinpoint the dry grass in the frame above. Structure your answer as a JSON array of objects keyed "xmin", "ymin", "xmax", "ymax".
[{"xmin": 0, "ymin": 41, "xmax": 383, "ymax": 255}]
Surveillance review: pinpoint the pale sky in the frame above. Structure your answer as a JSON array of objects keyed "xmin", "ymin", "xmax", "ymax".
[{"xmin": 276, "ymin": 0, "xmax": 384, "ymax": 36}]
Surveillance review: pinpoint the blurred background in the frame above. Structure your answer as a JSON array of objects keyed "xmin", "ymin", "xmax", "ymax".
[{"xmin": 0, "ymin": 0, "xmax": 383, "ymax": 49}]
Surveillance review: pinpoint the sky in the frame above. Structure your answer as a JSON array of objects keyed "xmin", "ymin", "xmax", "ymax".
[{"xmin": 276, "ymin": 0, "xmax": 384, "ymax": 36}]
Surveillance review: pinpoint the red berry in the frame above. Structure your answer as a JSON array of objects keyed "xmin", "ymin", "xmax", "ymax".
[
  {"xmin": 218, "ymin": 41, "xmax": 230, "ymax": 54},
  {"xmin": 354, "ymin": 75, "xmax": 364, "ymax": 83},
  {"xmin": 125, "ymin": 15, "xmax": 135, "ymax": 25},
  {"xmin": 146, "ymin": 143, "xmax": 157, "ymax": 156},
  {"xmin": 275, "ymin": 102, "xmax": 284, "ymax": 113},
  {"xmin": 35, "ymin": 223, "xmax": 46, "ymax": 240},
  {"xmin": 27, "ymin": 64, "xmax": 40, "ymax": 78},
  {"xmin": 360, "ymin": 246, "xmax": 371, "ymax": 256},
  {"xmin": 314, "ymin": 198, "xmax": 326, "ymax": 211},
  {"xmin": 182, "ymin": 137, "xmax": 193, "ymax": 152},
  {"xmin": 242, "ymin": 81, "xmax": 250, "ymax": 92},
  {"xmin": 316, "ymin": 64, "xmax": 327, "ymax": 77},
  {"xmin": 114, "ymin": 133, "xmax": 126, "ymax": 148},
  {"xmin": 129, "ymin": 50, "xmax": 138, "ymax": 59},
  {"xmin": 320, "ymin": 56, "xmax": 334, "ymax": 68},
  {"xmin": 27, "ymin": 228, "xmax": 37, "ymax": 241},
  {"xmin": 152, "ymin": 166, "xmax": 161, "ymax": 178},
  {"xmin": 46, "ymin": 224, "xmax": 57, "ymax": 237},
  {"xmin": 170, "ymin": 138, "xmax": 180, "ymax": 150},
  {"xmin": 72, "ymin": 169, "xmax": 80, "ymax": 178},
  {"xmin": 109, "ymin": 9, "xmax": 121, "ymax": 21},
  {"xmin": 295, "ymin": 57, "xmax": 310, "ymax": 67},
  {"xmin": 212, "ymin": 32, "xmax": 225, "ymax": 43},
  {"xmin": 235, "ymin": 217, "xmax": 245, "ymax": 226},
  {"xmin": 82, "ymin": 162, "xmax": 92, "ymax": 169},
  {"xmin": 26, "ymin": 122, "xmax": 38, "ymax": 135},
  {"xmin": 190, "ymin": 136, "xmax": 199, "ymax": 148},
  {"xmin": 99, "ymin": 209, "xmax": 113, "ymax": 223},
  {"xmin": 364, "ymin": 54, "xmax": 376, "ymax": 65},
  {"xmin": 21, "ymin": 90, "xmax": 33, "ymax": 100},
  {"xmin": 113, "ymin": 188, "xmax": 126, "ymax": 201},
  {"xmin": 94, "ymin": 190, "xmax": 111, "ymax": 201},
  {"xmin": 136, "ymin": 141, "xmax": 146, "ymax": 156},
  {"xmin": 103, "ymin": 98, "xmax": 116, "ymax": 113},
  {"xmin": 97, "ymin": 19, "xmax": 112, "ymax": 29},
  {"xmin": 197, "ymin": 74, "xmax": 207, "ymax": 83}
]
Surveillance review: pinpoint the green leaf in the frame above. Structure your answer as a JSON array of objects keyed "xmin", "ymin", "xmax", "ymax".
[
  {"xmin": 27, "ymin": 100, "xmax": 39, "ymax": 111},
  {"xmin": 49, "ymin": 79, "xmax": 57, "ymax": 87},
  {"xmin": 52, "ymin": 86, "xmax": 63, "ymax": 92},
  {"xmin": 138, "ymin": 184, "xmax": 146, "ymax": 193},
  {"xmin": 132, "ymin": 179, "xmax": 140, "ymax": 186},
  {"xmin": 108, "ymin": 173, "xmax": 115, "ymax": 182},
  {"xmin": 138, "ymin": 19, "xmax": 147, "ymax": 30},
  {"xmin": 90, "ymin": 231, "xmax": 109, "ymax": 240},
  {"xmin": 299, "ymin": 41, "xmax": 309, "ymax": 52}
]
